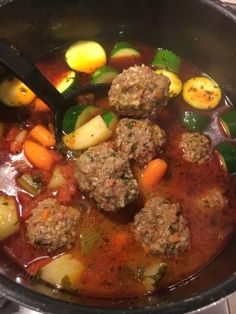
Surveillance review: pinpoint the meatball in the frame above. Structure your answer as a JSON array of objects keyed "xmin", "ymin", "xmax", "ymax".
[
  {"xmin": 179, "ymin": 132, "xmax": 211, "ymax": 164},
  {"xmin": 108, "ymin": 65, "xmax": 170, "ymax": 118},
  {"xmin": 115, "ymin": 118, "xmax": 166, "ymax": 166},
  {"xmin": 26, "ymin": 198, "xmax": 80, "ymax": 253},
  {"xmin": 75, "ymin": 143, "xmax": 139, "ymax": 212},
  {"xmin": 133, "ymin": 197, "xmax": 190, "ymax": 255},
  {"xmin": 198, "ymin": 188, "xmax": 228, "ymax": 211}
]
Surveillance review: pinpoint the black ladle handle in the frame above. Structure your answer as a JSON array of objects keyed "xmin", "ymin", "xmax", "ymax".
[{"xmin": 0, "ymin": 38, "xmax": 65, "ymax": 112}]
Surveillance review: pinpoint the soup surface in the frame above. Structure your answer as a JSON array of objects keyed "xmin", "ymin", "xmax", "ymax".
[{"xmin": 0, "ymin": 41, "xmax": 236, "ymax": 298}]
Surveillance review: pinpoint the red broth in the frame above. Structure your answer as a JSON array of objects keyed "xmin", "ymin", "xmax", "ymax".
[{"xmin": 0, "ymin": 43, "xmax": 235, "ymax": 298}]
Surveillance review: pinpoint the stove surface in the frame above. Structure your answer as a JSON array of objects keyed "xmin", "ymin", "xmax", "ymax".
[{"xmin": 0, "ymin": 293, "xmax": 235, "ymax": 314}]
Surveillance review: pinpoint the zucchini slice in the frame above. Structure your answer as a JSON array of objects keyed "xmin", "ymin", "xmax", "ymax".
[
  {"xmin": 63, "ymin": 105, "xmax": 87, "ymax": 134},
  {"xmin": 182, "ymin": 76, "xmax": 222, "ymax": 110},
  {"xmin": 0, "ymin": 194, "xmax": 19, "ymax": 240},
  {"xmin": 56, "ymin": 70, "xmax": 79, "ymax": 98},
  {"xmin": 181, "ymin": 111, "xmax": 210, "ymax": 132},
  {"xmin": 0, "ymin": 78, "xmax": 36, "ymax": 107},
  {"xmin": 17, "ymin": 173, "xmax": 42, "ymax": 196},
  {"xmin": 63, "ymin": 105, "xmax": 103, "ymax": 134},
  {"xmin": 219, "ymin": 110, "xmax": 236, "ymax": 138},
  {"xmin": 102, "ymin": 111, "xmax": 119, "ymax": 131},
  {"xmin": 215, "ymin": 142, "xmax": 236, "ymax": 174},
  {"xmin": 63, "ymin": 114, "xmax": 112, "ymax": 150},
  {"xmin": 65, "ymin": 41, "xmax": 106, "ymax": 74},
  {"xmin": 110, "ymin": 42, "xmax": 140, "ymax": 59},
  {"xmin": 152, "ymin": 49, "xmax": 180, "ymax": 73},
  {"xmin": 143, "ymin": 263, "xmax": 167, "ymax": 291},
  {"xmin": 40, "ymin": 254, "xmax": 84, "ymax": 290},
  {"xmin": 75, "ymin": 105, "xmax": 103, "ymax": 129},
  {"xmin": 91, "ymin": 65, "xmax": 119, "ymax": 84},
  {"xmin": 155, "ymin": 69, "xmax": 182, "ymax": 97}
]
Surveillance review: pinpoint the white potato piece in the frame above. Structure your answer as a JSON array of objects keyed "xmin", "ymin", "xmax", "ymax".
[
  {"xmin": 47, "ymin": 167, "xmax": 66, "ymax": 191},
  {"xmin": 63, "ymin": 115, "xmax": 112, "ymax": 150},
  {"xmin": 0, "ymin": 194, "xmax": 19, "ymax": 240},
  {"xmin": 40, "ymin": 254, "xmax": 84, "ymax": 290}
]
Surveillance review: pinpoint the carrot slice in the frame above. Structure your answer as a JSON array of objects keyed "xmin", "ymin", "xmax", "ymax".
[
  {"xmin": 5, "ymin": 126, "xmax": 21, "ymax": 143},
  {"xmin": 111, "ymin": 231, "xmax": 131, "ymax": 250},
  {"xmin": 29, "ymin": 124, "xmax": 55, "ymax": 147},
  {"xmin": 24, "ymin": 140, "xmax": 55, "ymax": 171},
  {"xmin": 140, "ymin": 158, "xmax": 168, "ymax": 192},
  {"xmin": 33, "ymin": 98, "xmax": 51, "ymax": 112},
  {"xmin": 57, "ymin": 184, "xmax": 72, "ymax": 204},
  {"xmin": 40, "ymin": 207, "xmax": 52, "ymax": 221},
  {"xmin": 10, "ymin": 129, "xmax": 28, "ymax": 154}
]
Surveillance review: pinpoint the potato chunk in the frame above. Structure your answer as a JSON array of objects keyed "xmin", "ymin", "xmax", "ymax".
[
  {"xmin": 40, "ymin": 254, "xmax": 84, "ymax": 290},
  {"xmin": 63, "ymin": 115, "xmax": 112, "ymax": 150},
  {"xmin": 47, "ymin": 167, "xmax": 66, "ymax": 191},
  {"xmin": 0, "ymin": 194, "xmax": 19, "ymax": 240}
]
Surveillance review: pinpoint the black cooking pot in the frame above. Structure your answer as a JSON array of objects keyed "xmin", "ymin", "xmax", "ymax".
[{"xmin": 0, "ymin": 0, "xmax": 235, "ymax": 313}]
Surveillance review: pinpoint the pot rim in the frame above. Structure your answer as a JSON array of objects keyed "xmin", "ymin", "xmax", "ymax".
[
  {"xmin": 0, "ymin": 0, "xmax": 236, "ymax": 313},
  {"xmin": 0, "ymin": 271, "xmax": 236, "ymax": 313}
]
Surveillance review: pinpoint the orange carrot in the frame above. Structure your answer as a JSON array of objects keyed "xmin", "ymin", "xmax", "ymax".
[
  {"xmin": 140, "ymin": 158, "xmax": 168, "ymax": 191},
  {"xmin": 29, "ymin": 124, "xmax": 55, "ymax": 147},
  {"xmin": 170, "ymin": 234, "xmax": 180, "ymax": 243},
  {"xmin": 33, "ymin": 98, "xmax": 51, "ymax": 112},
  {"xmin": 24, "ymin": 140, "xmax": 55, "ymax": 171},
  {"xmin": 5, "ymin": 126, "xmax": 21, "ymax": 143},
  {"xmin": 40, "ymin": 207, "xmax": 51, "ymax": 221},
  {"xmin": 57, "ymin": 184, "xmax": 72, "ymax": 204},
  {"xmin": 10, "ymin": 129, "xmax": 28, "ymax": 154},
  {"xmin": 112, "ymin": 231, "xmax": 130, "ymax": 250}
]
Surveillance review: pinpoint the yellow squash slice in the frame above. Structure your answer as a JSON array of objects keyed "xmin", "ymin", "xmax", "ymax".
[
  {"xmin": 155, "ymin": 69, "xmax": 182, "ymax": 97},
  {"xmin": 182, "ymin": 76, "xmax": 221, "ymax": 110},
  {"xmin": 65, "ymin": 41, "xmax": 106, "ymax": 74},
  {"xmin": 0, "ymin": 78, "xmax": 35, "ymax": 107}
]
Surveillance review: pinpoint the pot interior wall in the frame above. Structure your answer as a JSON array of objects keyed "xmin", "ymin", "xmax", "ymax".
[
  {"xmin": 0, "ymin": 0, "xmax": 235, "ymax": 311},
  {"xmin": 0, "ymin": 0, "xmax": 235, "ymax": 101}
]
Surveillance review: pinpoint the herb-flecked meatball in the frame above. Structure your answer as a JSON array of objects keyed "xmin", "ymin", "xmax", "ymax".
[
  {"xmin": 75, "ymin": 143, "xmax": 139, "ymax": 212},
  {"xmin": 198, "ymin": 188, "xmax": 228, "ymax": 211},
  {"xmin": 133, "ymin": 197, "xmax": 190, "ymax": 255},
  {"xmin": 179, "ymin": 132, "xmax": 211, "ymax": 164},
  {"xmin": 108, "ymin": 65, "xmax": 170, "ymax": 118},
  {"xmin": 26, "ymin": 198, "xmax": 80, "ymax": 253},
  {"xmin": 115, "ymin": 118, "xmax": 166, "ymax": 166}
]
